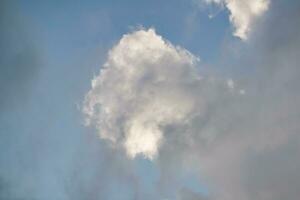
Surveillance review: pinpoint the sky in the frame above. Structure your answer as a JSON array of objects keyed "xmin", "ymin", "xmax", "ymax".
[{"xmin": 1, "ymin": 0, "xmax": 300, "ymax": 200}]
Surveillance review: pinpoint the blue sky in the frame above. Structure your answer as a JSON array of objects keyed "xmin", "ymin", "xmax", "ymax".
[
  {"xmin": 2, "ymin": 1, "xmax": 223, "ymax": 199},
  {"xmin": 1, "ymin": 0, "xmax": 300, "ymax": 200}
]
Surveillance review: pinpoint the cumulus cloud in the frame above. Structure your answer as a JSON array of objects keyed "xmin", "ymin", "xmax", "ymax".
[
  {"xmin": 83, "ymin": 28, "xmax": 241, "ymax": 160},
  {"xmin": 83, "ymin": 1, "xmax": 300, "ymax": 199},
  {"xmin": 204, "ymin": 0, "xmax": 270, "ymax": 40}
]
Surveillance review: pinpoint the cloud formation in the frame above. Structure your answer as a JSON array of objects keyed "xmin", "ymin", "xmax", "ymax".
[
  {"xmin": 83, "ymin": 28, "xmax": 240, "ymax": 160},
  {"xmin": 204, "ymin": 0, "xmax": 270, "ymax": 40},
  {"xmin": 158, "ymin": 1, "xmax": 300, "ymax": 199},
  {"xmin": 83, "ymin": 1, "xmax": 300, "ymax": 199}
]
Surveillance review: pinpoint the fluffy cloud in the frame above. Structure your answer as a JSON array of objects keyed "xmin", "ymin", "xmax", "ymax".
[
  {"xmin": 83, "ymin": 28, "xmax": 239, "ymax": 160},
  {"xmin": 83, "ymin": 1, "xmax": 300, "ymax": 199},
  {"xmin": 204, "ymin": 0, "xmax": 270, "ymax": 40}
]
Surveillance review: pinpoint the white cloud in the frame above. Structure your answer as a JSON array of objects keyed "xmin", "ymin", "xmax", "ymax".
[
  {"xmin": 226, "ymin": 78, "xmax": 234, "ymax": 89},
  {"xmin": 83, "ymin": 28, "xmax": 236, "ymax": 160},
  {"xmin": 83, "ymin": 8, "xmax": 300, "ymax": 197},
  {"xmin": 204, "ymin": 0, "xmax": 270, "ymax": 40},
  {"xmin": 79, "ymin": 1, "xmax": 300, "ymax": 199}
]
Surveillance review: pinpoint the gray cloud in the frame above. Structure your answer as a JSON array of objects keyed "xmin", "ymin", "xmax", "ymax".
[
  {"xmin": 2, "ymin": 0, "xmax": 299, "ymax": 199},
  {"xmin": 0, "ymin": 1, "xmax": 40, "ymax": 112},
  {"xmin": 177, "ymin": 188, "xmax": 211, "ymax": 200},
  {"xmin": 0, "ymin": 2, "xmax": 41, "ymax": 199},
  {"xmin": 158, "ymin": 1, "xmax": 300, "ymax": 199}
]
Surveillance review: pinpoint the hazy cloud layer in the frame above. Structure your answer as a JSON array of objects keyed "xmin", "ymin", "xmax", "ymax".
[
  {"xmin": 203, "ymin": 0, "xmax": 270, "ymax": 40},
  {"xmin": 0, "ymin": 1, "xmax": 39, "ymax": 111},
  {"xmin": 159, "ymin": 1, "xmax": 300, "ymax": 199}
]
